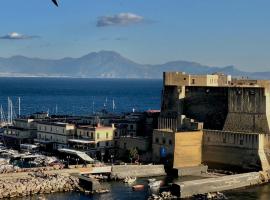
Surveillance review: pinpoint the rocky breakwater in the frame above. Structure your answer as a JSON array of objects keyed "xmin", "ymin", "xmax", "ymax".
[{"xmin": 0, "ymin": 172, "xmax": 79, "ymax": 199}]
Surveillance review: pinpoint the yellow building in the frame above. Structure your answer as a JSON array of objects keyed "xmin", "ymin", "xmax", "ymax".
[{"xmin": 68, "ymin": 124, "xmax": 116, "ymax": 159}]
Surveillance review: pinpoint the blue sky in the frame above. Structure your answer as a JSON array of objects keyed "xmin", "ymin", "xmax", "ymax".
[{"xmin": 0, "ymin": 0, "xmax": 270, "ymax": 72}]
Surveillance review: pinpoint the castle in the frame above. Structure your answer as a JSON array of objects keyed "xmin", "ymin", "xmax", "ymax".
[{"xmin": 152, "ymin": 72, "xmax": 270, "ymax": 171}]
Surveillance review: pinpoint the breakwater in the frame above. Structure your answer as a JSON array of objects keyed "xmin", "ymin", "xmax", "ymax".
[
  {"xmin": 171, "ymin": 171, "xmax": 270, "ymax": 198},
  {"xmin": 111, "ymin": 165, "xmax": 166, "ymax": 179},
  {"xmin": 0, "ymin": 172, "xmax": 79, "ymax": 199}
]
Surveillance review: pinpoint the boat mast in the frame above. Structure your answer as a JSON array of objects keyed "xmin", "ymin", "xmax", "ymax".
[
  {"xmin": 112, "ymin": 99, "xmax": 116, "ymax": 112},
  {"xmin": 18, "ymin": 97, "xmax": 21, "ymax": 118},
  {"xmin": 7, "ymin": 97, "xmax": 10, "ymax": 124}
]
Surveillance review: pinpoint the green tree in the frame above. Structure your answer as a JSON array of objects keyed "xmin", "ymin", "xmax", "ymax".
[{"xmin": 129, "ymin": 147, "xmax": 138, "ymax": 163}]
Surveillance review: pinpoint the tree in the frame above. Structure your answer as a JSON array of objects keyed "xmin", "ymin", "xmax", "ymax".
[{"xmin": 129, "ymin": 147, "xmax": 138, "ymax": 163}]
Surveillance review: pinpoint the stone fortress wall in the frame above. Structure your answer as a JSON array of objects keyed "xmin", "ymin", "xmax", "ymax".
[{"xmin": 158, "ymin": 71, "xmax": 270, "ymax": 171}]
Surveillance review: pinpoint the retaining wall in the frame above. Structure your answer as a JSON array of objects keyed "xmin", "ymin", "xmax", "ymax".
[
  {"xmin": 172, "ymin": 172, "xmax": 262, "ymax": 198},
  {"xmin": 111, "ymin": 165, "xmax": 166, "ymax": 179}
]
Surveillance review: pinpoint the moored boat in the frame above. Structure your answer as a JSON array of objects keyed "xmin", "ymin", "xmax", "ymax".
[{"xmin": 132, "ymin": 184, "xmax": 144, "ymax": 191}]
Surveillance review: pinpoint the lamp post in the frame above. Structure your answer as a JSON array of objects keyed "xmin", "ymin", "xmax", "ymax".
[
  {"xmin": 76, "ymin": 158, "xmax": 79, "ymax": 167},
  {"xmin": 66, "ymin": 156, "xmax": 70, "ymax": 167}
]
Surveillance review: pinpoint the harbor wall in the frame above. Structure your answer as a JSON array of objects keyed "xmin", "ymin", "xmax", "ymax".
[
  {"xmin": 111, "ymin": 165, "xmax": 166, "ymax": 179},
  {"xmin": 171, "ymin": 172, "xmax": 263, "ymax": 198}
]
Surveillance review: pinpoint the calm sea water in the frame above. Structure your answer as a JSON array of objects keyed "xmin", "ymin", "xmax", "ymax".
[
  {"xmin": 0, "ymin": 78, "xmax": 162, "ymax": 116},
  {"xmin": 1, "ymin": 77, "xmax": 270, "ymax": 199}
]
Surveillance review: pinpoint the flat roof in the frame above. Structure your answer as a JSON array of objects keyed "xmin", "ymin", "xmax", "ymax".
[{"xmin": 68, "ymin": 139, "xmax": 95, "ymax": 144}]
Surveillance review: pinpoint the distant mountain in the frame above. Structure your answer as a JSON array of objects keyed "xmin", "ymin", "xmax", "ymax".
[{"xmin": 0, "ymin": 50, "xmax": 269, "ymax": 79}]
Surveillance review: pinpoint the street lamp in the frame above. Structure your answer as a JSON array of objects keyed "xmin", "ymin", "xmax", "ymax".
[
  {"xmin": 66, "ymin": 156, "xmax": 70, "ymax": 167},
  {"xmin": 76, "ymin": 158, "xmax": 79, "ymax": 167}
]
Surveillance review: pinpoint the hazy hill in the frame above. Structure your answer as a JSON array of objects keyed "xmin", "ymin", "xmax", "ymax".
[{"xmin": 0, "ymin": 50, "xmax": 269, "ymax": 79}]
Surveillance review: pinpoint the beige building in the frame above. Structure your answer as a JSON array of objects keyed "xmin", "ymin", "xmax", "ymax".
[
  {"xmin": 36, "ymin": 122, "xmax": 76, "ymax": 150},
  {"xmin": 117, "ymin": 136, "xmax": 149, "ymax": 152},
  {"xmin": 2, "ymin": 118, "xmax": 37, "ymax": 148}
]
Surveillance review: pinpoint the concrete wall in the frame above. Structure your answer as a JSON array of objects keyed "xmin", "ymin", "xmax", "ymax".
[
  {"xmin": 172, "ymin": 172, "xmax": 262, "ymax": 198},
  {"xmin": 173, "ymin": 131, "xmax": 203, "ymax": 168},
  {"xmin": 111, "ymin": 165, "xmax": 166, "ymax": 179}
]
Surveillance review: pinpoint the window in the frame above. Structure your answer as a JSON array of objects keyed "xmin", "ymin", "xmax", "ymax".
[
  {"xmin": 169, "ymin": 139, "xmax": 172, "ymax": 145},
  {"xmin": 91, "ymin": 132, "xmax": 93, "ymax": 139},
  {"xmin": 114, "ymin": 141, "xmax": 118, "ymax": 146},
  {"xmin": 106, "ymin": 141, "xmax": 109, "ymax": 146},
  {"xmin": 162, "ymin": 138, "xmax": 166, "ymax": 144},
  {"xmin": 97, "ymin": 142, "xmax": 100, "ymax": 147},
  {"xmin": 184, "ymin": 78, "xmax": 186, "ymax": 80},
  {"xmin": 97, "ymin": 133, "xmax": 100, "ymax": 139},
  {"xmin": 223, "ymin": 138, "xmax": 226, "ymax": 143},
  {"xmin": 192, "ymin": 79, "xmax": 195, "ymax": 84},
  {"xmin": 130, "ymin": 125, "xmax": 134, "ymax": 130},
  {"xmin": 106, "ymin": 132, "xmax": 109, "ymax": 139},
  {"xmin": 155, "ymin": 137, "xmax": 159, "ymax": 144},
  {"xmin": 240, "ymin": 139, "xmax": 244, "ymax": 145},
  {"xmin": 124, "ymin": 142, "xmax": 127, "ymax": 149}
]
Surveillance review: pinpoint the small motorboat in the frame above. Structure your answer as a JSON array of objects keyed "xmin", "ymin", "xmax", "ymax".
[
  {"xmin": 148, "ymin": 180, "xmax": 164, "ymax": 188},
  {"xmin": 124, "ymin": 177, "xmax": 137, "ymax": 184},
  {"xmin": 132, "ymin": 184, "xmax": 145, "ymax": 191},
  {"xmin": 148, "ymin": 178, "xmax": 156, "ymax": 183}
]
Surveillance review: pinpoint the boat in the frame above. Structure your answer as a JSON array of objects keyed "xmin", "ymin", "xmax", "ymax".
[
  {"xmin": 132, "ymin": 184, "xmax": 144, "ymax": 191},
  {"xmin": 124, "ymin": 177, "xmax": 136, "ymax": 184},
  {"xmin": 148, "ymin": 180, "xmax": 164, "ymax": 188},
  {"xmin": 148, "ymin": 178, "xmax": 156, "ymax": 183}
]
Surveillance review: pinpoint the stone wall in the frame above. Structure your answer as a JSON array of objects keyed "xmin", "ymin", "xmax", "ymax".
[
  {"xmin": 173, "ymin": 131, "xmax": 203, "ymax": 168},
  {"xmin": 111, "ymin": 165, "xmax": 166, "ymax": 179},
  {"xmin": 183, "ymin": 86, "xmax": 228, "ymax": 130},
  {"xmin": 202, "ymin": 130, "xmax": 270, "ymax": 171},
  {"xmin": 223, "ymin": 87, "xmax": 270, "ymax": 133}
]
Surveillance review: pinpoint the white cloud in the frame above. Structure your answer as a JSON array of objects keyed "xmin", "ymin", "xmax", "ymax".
[
  {"xmin": 0, "ymin": 32, "xmax": 39, "ymax": 40},
  {"xmin": 97, "ymin": 13, "xmax": 144, "ymax": 27}
]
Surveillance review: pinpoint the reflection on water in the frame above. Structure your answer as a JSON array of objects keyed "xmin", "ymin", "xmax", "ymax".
[
  {"xmin": 225, "ymin": 184, "xmax": 270, "ymax": 200},
  {"xmin": 9, "ymin": 180, "xmax": 270, "ymax": 200}
]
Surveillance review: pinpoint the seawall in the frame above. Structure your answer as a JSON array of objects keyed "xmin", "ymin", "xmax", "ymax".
[
  {"xmin": 171, "ymin": 172, "xmax": 266, "ymax": 198},
  {"xmin": 111, "ymin": 165, "xmax": 166, "ymax": 179}
]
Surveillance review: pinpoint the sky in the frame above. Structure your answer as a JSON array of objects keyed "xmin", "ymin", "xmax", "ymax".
[{"xmin": 0, "ymin": 0, "xmax": 270, "ymax": 72}]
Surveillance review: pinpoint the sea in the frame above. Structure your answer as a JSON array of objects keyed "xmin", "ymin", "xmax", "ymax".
[{"xmin": 0, "ymin": 77, "xmax": 269, "ymax": 200}]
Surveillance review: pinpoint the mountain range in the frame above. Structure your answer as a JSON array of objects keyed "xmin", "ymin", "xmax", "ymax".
[{"xmin": 0, "ymin": 50, "xmax": 269, "ymax": 79}]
